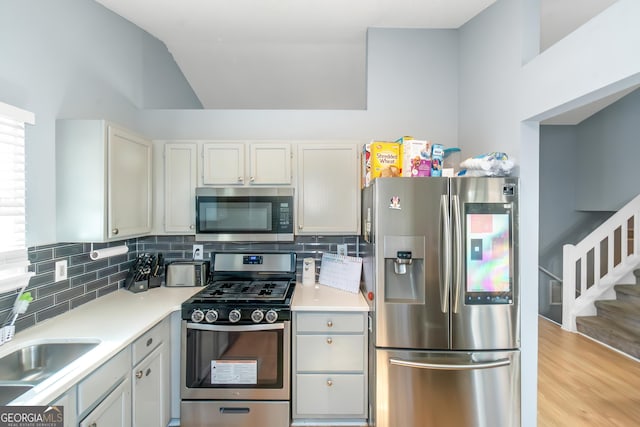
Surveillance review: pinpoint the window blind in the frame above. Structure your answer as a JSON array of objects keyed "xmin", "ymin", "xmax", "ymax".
[{"xmin": 0, "ymin": 102, "xmax": 34, "ymax": 292}]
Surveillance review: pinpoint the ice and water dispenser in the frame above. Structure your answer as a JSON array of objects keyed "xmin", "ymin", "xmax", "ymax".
[{"xmin": 383, "ymin": 236, "xmax": 425, "ymax": 303}]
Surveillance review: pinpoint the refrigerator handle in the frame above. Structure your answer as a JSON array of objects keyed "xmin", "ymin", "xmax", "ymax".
[
  {"xmin": 389, "ymin": 358, "xmax": 511, "ymax": 371},
  {"xmin": 440, "ymin": 194, "xmax": 451, "ymax": 313},
  {"xmin": 452, "ymin": 194, "xmax": 463, "ymax": 314}
]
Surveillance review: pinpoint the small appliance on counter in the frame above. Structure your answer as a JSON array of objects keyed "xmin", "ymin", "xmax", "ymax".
[
  {"xmin": 302, "ymin": 257, "xmax": 315, "ymax": 285},
  {"xmin": 165, "ymin": 261, "xmax": 209, "ymax": 287}
]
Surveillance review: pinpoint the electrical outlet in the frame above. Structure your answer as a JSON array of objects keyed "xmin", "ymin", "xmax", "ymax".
[
  {"xmin": 55, "ymin": 260, "xmax": 67, "ymax": 282},
  {"xmin": 337, "ymin": 244, "xmax": 348, "ymax": 256},
  {"xmin": 193, "ymin": 244, "xmax": 204, "ymax": 260}
]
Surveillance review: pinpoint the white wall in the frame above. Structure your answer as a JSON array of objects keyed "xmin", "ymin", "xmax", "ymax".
[
  {"xmin": 137, "ymin": 29, "xmax": 459, "ymax": 144},
  {"xmin": 0, "ymin": 0, "xmax": 201, "ymax": 246},
  {"xmin": 458, "ymin": 1, "xmax": 539, "ymax": 425},
  {"xmin": 522, "ymin": 0, "xmax": 640, "ymax": 123},
  {"xmin": 575, "ymin": 89, "xmax": 640, "ymax": 210}
]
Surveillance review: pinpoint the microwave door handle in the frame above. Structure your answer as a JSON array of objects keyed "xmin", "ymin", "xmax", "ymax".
[
  {"xmin": 440, "ymin": 194, "xmax": 451, "ymax": 313},
  {"xmin": 186, "ymin": 323, "xmax": 285, "ymax": 332},
  {"xmin": 389, "ymin": 358, "xmax": 511, "ymax": 371}
]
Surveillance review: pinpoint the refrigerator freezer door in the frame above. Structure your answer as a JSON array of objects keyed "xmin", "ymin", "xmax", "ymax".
[
  {"xmin": 371, "ymin": 178, "xmax": 450, "ymax": 350},
  {"xmin": 451, "ymin": 177, "xmax": 520, "ymax": 350},
  {"xmin": 374, "ymin": 348, "xmax": 520, "ymax": 427}
]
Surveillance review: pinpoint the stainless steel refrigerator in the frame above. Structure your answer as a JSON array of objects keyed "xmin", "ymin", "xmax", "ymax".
[{"xmin": 361, "ymin": 177, "xmax": 520, "ymax": 427}]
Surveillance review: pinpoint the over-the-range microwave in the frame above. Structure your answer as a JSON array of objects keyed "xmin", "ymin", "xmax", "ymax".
[{"xmin": 195, "ymin": 187, "xmax": 294, "ymax": 242}]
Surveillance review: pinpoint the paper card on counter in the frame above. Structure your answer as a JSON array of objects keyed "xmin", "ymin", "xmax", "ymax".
[
  {"xmin": 211, "ymin": 360, "xmax": 257, "ymax": 384},
  {"xmin": 318, "ymin": 252, "xmax": 363, "ymax": 293}
]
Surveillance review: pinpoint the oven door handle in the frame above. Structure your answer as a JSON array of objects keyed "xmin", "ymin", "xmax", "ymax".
[{"xmin": 186, "ymin": 322, "xmax": 285, "ymax": 332}]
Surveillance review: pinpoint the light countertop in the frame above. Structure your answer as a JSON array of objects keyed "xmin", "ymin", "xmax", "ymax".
[
  {"xmin": 292, "ymin": 283, "xmax": 369, "ymax": 311},
  {"xmin": 2, "ymin": 286, "xmax": 202, "ymax": 406}
]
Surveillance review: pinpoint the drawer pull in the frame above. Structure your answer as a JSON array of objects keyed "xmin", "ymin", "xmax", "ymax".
[
  {"xmin": 89, "ymin": 423, "xmax": 97, "ymax": 427},
  {"xmin": 327, "ymin": 320, "xmax": 333, "ymax": 327},
  {"xmin": 326, "ymin": 337, "xmax": 333, "ymax": 344},
  {"xmin": 146, "ymin": 337, "xmax": 153, "ymax": 347},
  {"xmin": 220, "ymin": 407, "xmax": 250, "ymax": 414},
  {"xmin": 327, "ymin": 379, "xmax": 333, "ymax": 387},
  {"xmin": 136, "ymin": 370, "xmax": 143, "ymax": 379},
  {"xmin": 146, "ymin": 368, "xmax": 151, "ymax": 376}
]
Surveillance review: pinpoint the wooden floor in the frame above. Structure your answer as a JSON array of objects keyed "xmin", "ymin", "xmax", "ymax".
[{"xmin": 538, "ymin": 316, "xmax": 640, "ymax": 426}]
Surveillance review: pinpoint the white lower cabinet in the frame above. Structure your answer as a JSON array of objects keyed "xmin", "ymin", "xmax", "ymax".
[
  {"xmin": 49, "ymin": 317, "xmax": 171, "ymax": 427},
  {"xmin": 77, "ymin": 347, "xmax": 131, "ymax": 424},
  {"xmin": 131, "ymin": 317, "xmax": 171, "ymax": 427},
  {"xmin": 292, "ymin": 311, "xmax": 368, "ymax": 423},
  {"xmin": 132, "ymin": 343, "xmax": 169, "ymax": 427},
  {"xmin": 51, "ymin": 388, "xmax": 77, "ymax": 427},
  {"xmin": 80, "ymin": 376, "xmax": 131, "ymax": 427}
]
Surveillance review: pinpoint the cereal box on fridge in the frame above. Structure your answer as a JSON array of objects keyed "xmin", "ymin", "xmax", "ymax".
[
  {"xmin": 400, "ymin": 139, "xmax": 431, "ymax": 177},
  {"xmin": 362, "ymin": 141, "xmax": 401, "ymax": 187}
]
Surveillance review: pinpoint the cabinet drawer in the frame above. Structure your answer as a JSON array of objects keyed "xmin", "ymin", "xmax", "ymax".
[
  {"xmin": 132, "ymin": 317, "xmax": 169, "ymax": 365},
  {"xmin": 296, "ymin": 335, "xmax": 365, "ymax": 372},
  {"xmin": 295, "ymin": 374, "xmax": 365, "ymax": 416},
  {"xmin": 296, "ymin": 312, "xmax": 365, "ymax": 333},
  {"xmin": 77, "ymin": 346, "xmax": 131, "ymax": 416}
]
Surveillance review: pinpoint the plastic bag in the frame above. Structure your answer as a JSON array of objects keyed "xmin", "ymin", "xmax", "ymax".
[{"xmin": 458, "ymin": 152, "xmax": 514, "ymax": 177}]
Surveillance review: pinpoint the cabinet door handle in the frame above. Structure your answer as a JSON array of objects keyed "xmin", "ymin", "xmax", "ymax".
[
  {"xmin": 250, "ymin": 176, "xmax": 255, "ymax": 182},
  {"xmin": 136, "ymin": 370, "xmax": 143, "ymax": 379},
  {"xmin": 238, "ymin": 176, "xmax": 243, "ymax": 182},
  {"xmin": 327, "ymin": 379, "xmax": 333, "ymax": 387},
  {"xmin": 146, "ymin": 337, "xmax": 153, "ymax": 347},
  {"xmin": 146, "ymin": 368, "xmax": 151, "ymax": 376},
  {"xmin": 112, "ymin": 228, "xmax": 119, "ymax": 235},
  {"xmin": 189, "ymin": 224, "xmax": 195, "ymax": 230},
  {"xmin": 89, "ymin": 423, "xmax": 97, "ymax": 427},
  {"xmin": 327, "ymin": 320, "xmax": 333, "ymax": 327},
  {"xmin": 298, "ymin": 224, "xmax": 303, "ymax": 230},
  {"xmin": 326, "ymin": 337, "xmax": 333, "ymax": 344}
]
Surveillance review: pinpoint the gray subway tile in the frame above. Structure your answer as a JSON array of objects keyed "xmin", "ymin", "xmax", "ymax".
[
  {"xmin": 28, "ymin": 248, "xmax": 53, "ymax": 263},
  {"xmin": 36, "ymin": 280, "xmax": 70, "ymax": 299},
  {"xmin": 71, "ymin": 292, "xmax": 97, "ymax": 310},
  {"xmin": 86, "ymin": 278, "xmax": 109, "ymax": 293},
  {"xmin": 55, "ymin": 286, "xmax": 85, "ymax": 304},
  {"xmin": 71, "ymin": 272, "xmax": 98, "ymax": 288},
  {"xmin": 54, "ymin": 243, "xmax": 85, "ymax": 258},
  {"xmin": 36, "ymin": 302, "xmax": 70, "ymax": 323}
]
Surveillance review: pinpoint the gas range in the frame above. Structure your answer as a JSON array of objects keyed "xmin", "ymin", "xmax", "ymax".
[{"xmin": 181, "ymin": 252, "xmax": 296, "ymax": 324}]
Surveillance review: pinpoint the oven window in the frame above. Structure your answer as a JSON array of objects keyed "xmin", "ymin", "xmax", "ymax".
[
  {"xmin": 200, "ymin": 201, "xmax": 273, "ymax": 232},
  {"xmin": 185, "ymin": 328, "xmax": 283, "ymax": 389}
]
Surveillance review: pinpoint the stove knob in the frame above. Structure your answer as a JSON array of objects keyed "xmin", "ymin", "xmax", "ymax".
[
  {"xmin": 229, "ymin": 309, "xmax": 242, "ymax": 323},
  {"xmin": 264, "ymin": 309, "xmax": 278, "ymax": 324},
  {"xmin": 251, "ymin": 309, "xmax": 264, "ymax": 323},
  {"xmin": 205, "ymin": 309, "xmax": 219, "ymax": 323},
  {"xmin": 191, "ymin": 309, "xmax": 205, "ymax": 323}
]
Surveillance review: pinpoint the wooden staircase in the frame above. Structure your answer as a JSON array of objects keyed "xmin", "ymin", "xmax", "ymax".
[{"xmin": 575, "ymin": 270, "xmax": 640, "ymax": 359}]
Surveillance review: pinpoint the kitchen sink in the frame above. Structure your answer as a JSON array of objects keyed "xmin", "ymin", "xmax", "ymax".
[
  {"xmin": 0, "ymin": 384, "xmax": 34, "ymax": 405},
  {"xmin": 0, "ymin": 341, "xmax": 99, "ymax": 403}
]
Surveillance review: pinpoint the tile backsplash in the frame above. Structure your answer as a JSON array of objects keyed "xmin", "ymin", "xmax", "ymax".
[
  {"xmin": 3, "ymin": 235, "xmax": 358, "ymax": 334},
  {"xmin": 136, "ymin": 235, "xmax": 359, "ymax": 283}
]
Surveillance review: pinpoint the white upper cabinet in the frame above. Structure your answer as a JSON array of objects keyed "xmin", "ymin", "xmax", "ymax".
[
  {"xmin": 202, "ymin": 142, "xmax": 292, "ymax": 186},
  {"xmin": 164, "ymin": 142, "xmax": 197, "ymax": 233},
  {"xmin": 296, "ymin": 143, "xmax": 360, "ymax": 235},
  {"xmin": 56, "ymin": 120, "xmax": 152, "ymax": 242}
]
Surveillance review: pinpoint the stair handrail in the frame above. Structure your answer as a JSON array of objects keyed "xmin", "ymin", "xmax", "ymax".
[
  {"xmin": 539, "ymin": 265, "xmax": 562, "ymax": 283},
  {"xmin": 562, "ymin": 194, "xmax": 640, "ymax": 332}
]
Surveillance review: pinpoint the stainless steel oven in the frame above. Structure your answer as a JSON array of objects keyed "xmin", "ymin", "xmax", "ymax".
[
  {"xmin": 181, "ymin": 321, "xmax": 290, "ymax": 399},
  {"xmin": 180, "ymin": 252, "xmax": 296, "ymax": 427}
]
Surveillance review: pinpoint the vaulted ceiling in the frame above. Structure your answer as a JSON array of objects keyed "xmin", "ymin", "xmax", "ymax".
[{"xmin": 95, "ymin": 0, "xmax": 620, "ymax": 119}]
